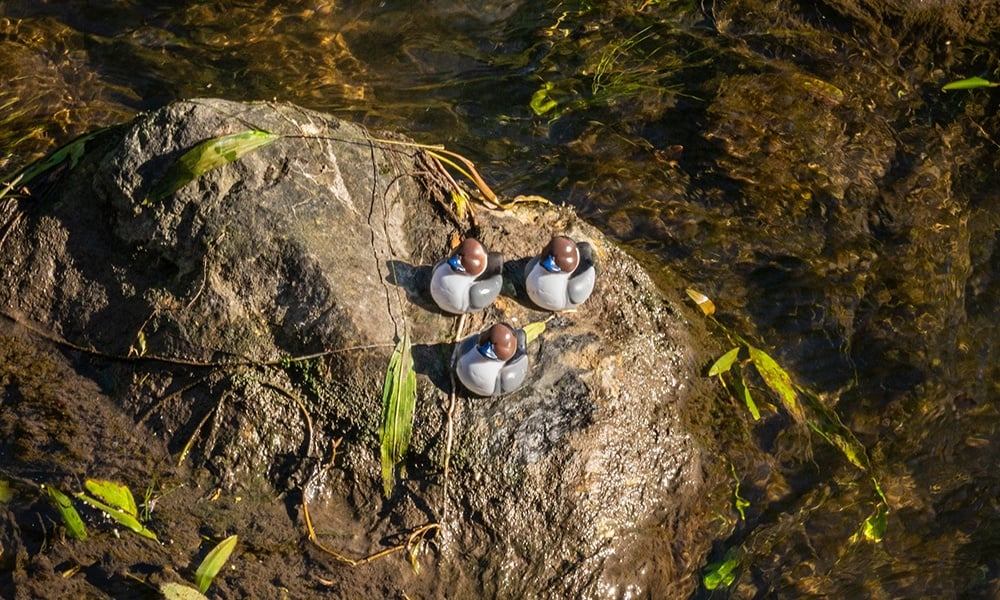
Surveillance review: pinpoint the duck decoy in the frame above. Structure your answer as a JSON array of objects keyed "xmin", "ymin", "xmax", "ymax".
[
  {"xmin": 430, "ymin": 237, "xmax": 503, "ymax": 314},
  {"xmin": 524, "ymin": 235, "xmax": 596, "ymax": 311},
  {"xmin": 454, "ymin": 323, "xmax": 529, "ymax": 396}
]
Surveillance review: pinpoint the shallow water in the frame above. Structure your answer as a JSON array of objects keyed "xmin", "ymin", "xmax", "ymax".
[{"xmin": 2, "ymin": 0, "xmax": 999, "ymax": 596}]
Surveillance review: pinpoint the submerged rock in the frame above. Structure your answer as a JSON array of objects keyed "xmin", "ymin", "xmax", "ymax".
[{"xmin": 0, "ymin": 99, "xmax": 722, "ymax": 598}]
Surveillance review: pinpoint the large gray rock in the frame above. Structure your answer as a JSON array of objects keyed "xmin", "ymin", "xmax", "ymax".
[{"xmin": 0, "ymin": 99, "xmax": 723, "ymax": 598}]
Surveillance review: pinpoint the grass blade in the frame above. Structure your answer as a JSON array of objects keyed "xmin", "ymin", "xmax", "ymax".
[
  {"xmin": 379, "ymin": 330, "xmax": 417, "ymax": 497},
  {"xmin": 3, "ymin": 131, "xmax": 101, "ymax": 191},
  {"xmin": 942, "ymin": 76, "xmax": 999, "ymax": 91},
  {"xmin": 194, "ymin": 534, "xmax": 238, "ymax": 593},
  {"xmin": 84, "ymin": 479, "xmax": 138, "ymax": 516},
  {"xmin": 732, "ymin": 367, "xmax": 760, "ymax": 420},
  {"xmin": 76, "ymin": 492, "xmax": 158, "ymax": 540},
  {"xmin": 45, "ymin": 486, "xmax": 87, "ymax": 540},
  {"xmin": 147, "ymin": 130, "xmax": 279, "ymax": 202}
]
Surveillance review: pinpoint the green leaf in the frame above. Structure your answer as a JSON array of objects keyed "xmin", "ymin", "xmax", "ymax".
[
  {"xmin": 0, "ymin": 479, "xmax": 12, "ymax": 503},
  {"xmin": 3, "ymin": 131, "xmax": 101, "ymax": 192},
  {"xmin": 194, "ymin": 534, "xmax": 238, "ymax": 593},
  {"xmin": 732, "ymin": 367, "xmax": 760, "ymax": 420},
  {"xmin": 160, "ymin": 582, "xmax": 210, "ymax": 600},
  {"xmin": 748, "ymin": 346, "xmax": 803, "ymax": 422},
  {"xmin": 942, "ymin": 76, "xmax": 1000, "ymax": 91},
  {"xmin": 45, "ymin": 486, "xmax": 87, "ymax": 540},
  {"xmin": 84, "ymin": 479, "xmax": 138, "ymax": 516},
  {"xmin": 147, "ymin": 130, "xmax": 280, "ymax": 202},
  {"xmin": 523, "ymin": 321, "xmax": 546, "ymax": 344},
  {"xmin": 76, "ymin": 493, "xmax": 158, "ymax": 540},
  {"xmin": 379, "ymin": 330, "xmax": 417, "ymax": 497},
  {"xmin": 861, "ymin": 502, "xmax": 888, "ymax": 542},
  {"xmin": 530, "ymin": 83, "xmax": 559, "ymax": 116},
  {"xmin": 702, "ymin": 548, "xmax": 740, "ymax": 590},
  {"xmin": 798, "ymin": 386, "xmax": 871, "ymax": 472},
  {"xmin": 708, "ymin": 346, "xmax": 740, "ymax": 376}
]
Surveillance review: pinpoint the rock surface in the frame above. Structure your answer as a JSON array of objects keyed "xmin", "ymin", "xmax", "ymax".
[{"xmin": 0, "ymin": 99, "xmax": 724, "ymax": 598}]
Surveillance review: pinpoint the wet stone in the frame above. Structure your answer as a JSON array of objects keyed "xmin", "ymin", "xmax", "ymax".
[{"xmin": 0, "ymin": 98, "xmax": 723, "ymax": 598}]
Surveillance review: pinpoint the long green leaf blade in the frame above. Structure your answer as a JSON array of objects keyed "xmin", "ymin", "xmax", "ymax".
[
  {"xmin": 148, "ymin": 130, "xmax": 279, "ymax": 202},
  {"xmin": 76, "ymin": 493, "xmax": 158, "ymax": 540},
  {"xmin": 46, "ymin": 486, "xmax": 88, "ymax": 540},
  {"xmin": 194, "ymin": 534, "xmax": 238, "ymax": 593},
  {"xmin": 732, "ymin": 367, "xmax": 760, "ymax": 420},
  {"xmin": 379, "ymin": 331, "xmax": 417, "ymax": 497},
  {"xmin": 748, "ymin": 346, "xmax": 803, "ymax": 422},
  {"xmin": 4, "ymin": 131, "xmax": 101, "ymax": 191},
  {"xmin": 942, "ymin": 76, "xmax": 999, "ymax": 91},
  {"xmin": 84, "ymin": 479, "xmax": 138, "ymax": 516}
]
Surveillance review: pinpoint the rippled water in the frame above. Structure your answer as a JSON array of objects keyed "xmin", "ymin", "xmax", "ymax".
[{"xmin": 3, "ymin": 0, "xmax": 1000, "ymax": 596}]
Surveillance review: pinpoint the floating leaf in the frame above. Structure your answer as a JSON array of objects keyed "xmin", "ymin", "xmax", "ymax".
[
  {"xmin": 160, "ymin": 582, "xmax": 210, "ymax": 600},
  {"xmin": 76, "ymin": 492, "xmax": 158, "ymax": 540},
  {"xmin": 379, "ymin": 330, "xmax": 417, "ymax": 497},
  {"xmin": 942, "ymin": 76, "xmax": 1000, "ymax": 91},
  {"xmin": 747, "ymin": 346, "xmax": 803, "ymax": 422},
  {"xmin": 195, "ymin": 534, "xmax": 238, "ymax": 593},
  {"xmin": 85, "ymin": 479, "xmax": 139, "ymax": 517},
  {"xmin": 523, "ymin": 321, "xmax": 546, "ymax": 344},
  {"xmin": 685, "ymin": 288, "xmax": 715, "ymax": 316},
  {"xmin": 45, "ymin": 486, "xmax": 87, "ymax": 541},
  {"xmin": 147, "ymin": 130, "xmax": 280, "ymax": 202},
  {"xmin": 708, "ymin": 346, "xmax": 740, "ymax": 376}
]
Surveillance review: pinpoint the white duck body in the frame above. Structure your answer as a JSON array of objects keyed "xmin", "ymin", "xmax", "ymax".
[
  {"xmin": 524, "ymin": 240, "xmax": 596, "ymax": 311},
  {"xmin": 429, "ymin": 239, "xmax": 503, "ymax": 314},
  {"xmin": 430, "ymin": 263, "xmax": 476, "ymax": 313},
  {"xmin": 454, "ymin": 327, "xmax": 529, "ymax": 396}
]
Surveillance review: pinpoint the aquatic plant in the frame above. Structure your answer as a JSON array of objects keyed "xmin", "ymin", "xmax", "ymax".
[
  {"xmin": 942, "ymin": 76, "xmax": 999, "ymax": 91},
  {"xmin": 689, "ymin": 288, "xmax": 888, "ymax": 589},
  {"xmin": 528, "ymin": 5, "xmax": 698, "ymax": 122},
  {"xmin": 159, "ymin": 534, "xmax": 238, "ymax": 599},
  {"xmin": 379, "ymin": 330, "xmax": 417, "ymax": 497},
  {"xmin": 76, "ymin": 478, "xmax": 158, "ymax": 541},
  {"xmin": 194, "ymin": 534, "xmax": 239, "ymax": 593},
  {"xmin": 44, "ymin": 485, "xmax": 88, "ymax": 541}
]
